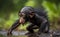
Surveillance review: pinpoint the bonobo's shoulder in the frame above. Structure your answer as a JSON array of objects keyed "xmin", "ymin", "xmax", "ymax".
[
  {"xmin": 34, "ymin": 8, "xmax": 47, "ymax": 17},
  {"xmin": 35, "ymin": 14, "xmax": 44, "ymax": 19},
  {"xmin": 34, "ymin": 8, "xmax": 47, "ymax": 14}
]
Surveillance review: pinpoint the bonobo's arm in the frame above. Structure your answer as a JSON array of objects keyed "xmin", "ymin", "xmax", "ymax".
[{"xmin": 7, "ymin": 19, "xmax": 21, "ymax": 35}]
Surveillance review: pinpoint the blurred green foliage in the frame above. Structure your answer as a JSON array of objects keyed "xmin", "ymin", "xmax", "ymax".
[{"xmin": 0, "ymin": 0, "xmax": 60, "ymax": 30}]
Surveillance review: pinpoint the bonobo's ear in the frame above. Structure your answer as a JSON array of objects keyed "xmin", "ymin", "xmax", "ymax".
[
  {"xmin": 29, "ymin": 11, "xmax": 35, "ymax": 15},
  {"xmin": 29, "ymin": 11, "xmax": 35, "ymax": 18}
]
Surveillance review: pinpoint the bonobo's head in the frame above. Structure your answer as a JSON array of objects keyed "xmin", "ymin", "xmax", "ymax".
[{"xmin": 19, "ymin": 6, "xmax": 35, "ymax": 24}]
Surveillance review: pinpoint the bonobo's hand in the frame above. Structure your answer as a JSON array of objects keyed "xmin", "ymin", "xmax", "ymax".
[{"xmin": 7, "ymin": 30, "xmax": 12, "ymax": 36}]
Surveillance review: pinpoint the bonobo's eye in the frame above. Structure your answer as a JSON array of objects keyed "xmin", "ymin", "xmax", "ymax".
[{"xmin": 19, "ymin": 13, "xmax": 25, "ymax": 17}]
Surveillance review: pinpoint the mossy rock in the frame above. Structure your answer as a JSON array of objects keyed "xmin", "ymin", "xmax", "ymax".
[{"xmin": 27, "ymin": 33, "xmax": 51, "ymax": 37}]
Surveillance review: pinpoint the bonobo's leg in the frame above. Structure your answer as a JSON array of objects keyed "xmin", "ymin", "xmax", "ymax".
[
  {"xmin": 44, "ymin": 17, "xmax": 50, "ymax": 33},
  {"xmin": 38, "ymin": 21, "xmax": 50, "ymax": 34},
  {"xmin": 27, "ymin": 23, "xmax": 38, "ymax": 34},
  {"xmin": 27, "ymin": 23, "xmax": 35, "ymax": 33},
  {"xmin": 39, "ymin": 22, "xmax": 47, "ymax": 33},
  {"xmin": 44, "ymin": 22, "xmax": 50, "ymax": 33}
]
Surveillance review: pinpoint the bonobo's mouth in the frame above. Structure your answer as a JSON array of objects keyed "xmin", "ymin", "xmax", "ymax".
[{"xmin": 19, "ymin": 17, "xmax": 25, "ymax": 24}]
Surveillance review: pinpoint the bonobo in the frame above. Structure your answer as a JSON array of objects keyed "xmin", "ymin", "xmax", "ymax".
[{"xmin": 7, "ymin": 6, "xmax": 50, "ymax": 35}]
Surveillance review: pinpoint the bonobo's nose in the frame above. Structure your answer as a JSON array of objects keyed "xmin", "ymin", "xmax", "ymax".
[{"xmin": 19, "ymin": 17, "xmax": 25, "ymax": 24}]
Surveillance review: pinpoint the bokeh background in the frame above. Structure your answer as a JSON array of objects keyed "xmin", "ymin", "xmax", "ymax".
[{"xmin": 0, "ymin": 0, "xmax": 60, "ymax": 37}]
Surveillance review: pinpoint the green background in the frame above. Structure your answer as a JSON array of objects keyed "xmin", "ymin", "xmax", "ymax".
[{"xmin": 0, "ymin": 0, "xmax": 60, "ymax": 31}]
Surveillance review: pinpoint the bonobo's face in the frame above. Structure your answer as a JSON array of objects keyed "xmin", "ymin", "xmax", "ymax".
[
  {"xmin": 19, "ymin": 12, "xmax": 26, "ymax": 24},
  {"xmin": 19, "ymin": 12, "xmax": 35, "ymax": 24}
]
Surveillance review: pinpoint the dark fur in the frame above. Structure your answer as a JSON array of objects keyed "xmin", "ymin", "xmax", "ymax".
[{"xmin": 7, "ymin": 6, "xmax": 50, "ymax": 35}]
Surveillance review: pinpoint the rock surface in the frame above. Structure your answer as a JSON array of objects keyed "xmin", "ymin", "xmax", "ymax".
[{"xmin": 0, "ymin": 30, "xmax": 60, "ymax": 37}]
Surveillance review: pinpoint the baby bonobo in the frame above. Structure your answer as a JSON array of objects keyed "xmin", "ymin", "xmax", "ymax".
[{"xmin": 7, "ymin": 6, "xmax": 50, "ymax": 36}]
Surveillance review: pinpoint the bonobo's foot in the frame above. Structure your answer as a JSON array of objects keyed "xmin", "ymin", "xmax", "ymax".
[
  {"xmin": 25, "ymin": 32, "xmax": 34, "ymax": 35},
  {"xmin": 44, "ymin": 31, "xmax": 49, "ymax": 33},
  {"xmin": 37, "ymin": 32, "xmax": 41, "ymax": 35},
  {"xmin": 34, "ymin": 32, "xmax": 41, "ymax": 37}
]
